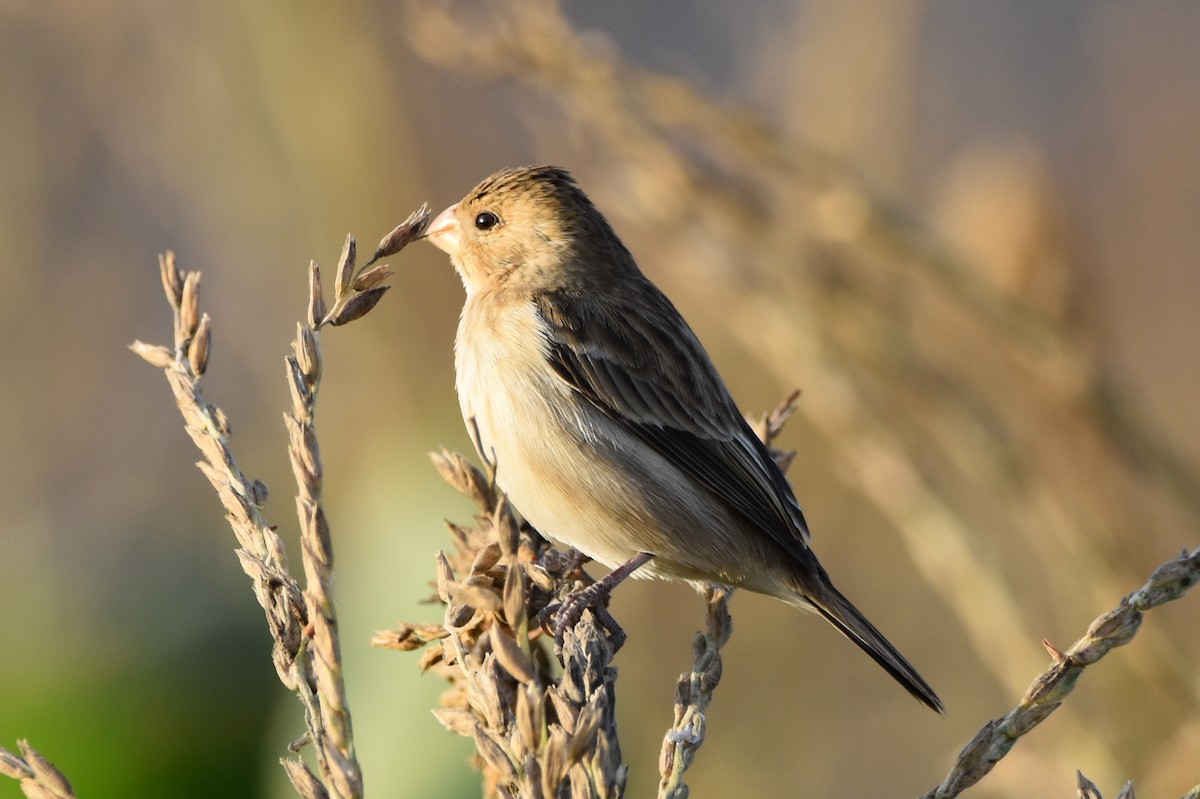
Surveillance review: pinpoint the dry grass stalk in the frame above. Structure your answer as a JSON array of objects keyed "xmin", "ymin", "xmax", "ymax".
[
  {"xmin": 128, "ymin": 205, "xmax": 428, "ymax": 799},
  {"xmin": 378, "ymin": 447, "xmax": 628, "ymax": 798},
  {"xmin": 0, "ymin": 740, "xmax": 76, "ymax": 799},
  {"xmin": 375, "ymin": 391, "xmax": 802, "ymax": 798},
  {"xmin": 655, "ymin": 391, "xmax": 797, "ymax": 799},
  {"xmin": 656, "ymin": 585, "xmax": 731, "ymax": 799},
  {"xmin": 922, "ymin": 547, "xmax": 1200, "ymax": 799}
]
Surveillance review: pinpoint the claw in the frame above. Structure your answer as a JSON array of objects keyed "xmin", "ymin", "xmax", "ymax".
[{"xmin": 545, "ymin": 551, "xmax": 653, "ymax": 658}]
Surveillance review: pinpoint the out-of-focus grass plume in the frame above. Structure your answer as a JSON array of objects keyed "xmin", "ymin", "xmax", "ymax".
[{"xmin": 1, "ymin": 1, "xmax": 1198, "ymax": 797}]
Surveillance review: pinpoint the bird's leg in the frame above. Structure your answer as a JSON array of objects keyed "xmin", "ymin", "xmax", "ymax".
[
  {"xmin": 560, "ymin": 547, "xmax": 593, "ymax": 575},
  {"xmin": 551, "ymin": 551, "xmax": 653, "ymax": 654}
]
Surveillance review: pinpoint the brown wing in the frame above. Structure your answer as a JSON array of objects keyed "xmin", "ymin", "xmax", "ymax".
[{"xmin": 533, "ymin": 282, "xmax": 815, "ymax": 561}]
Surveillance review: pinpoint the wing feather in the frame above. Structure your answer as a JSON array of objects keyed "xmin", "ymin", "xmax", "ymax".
[{"xmin": 534, "ymin": 285, "xmax": 814, "ymax": 560}]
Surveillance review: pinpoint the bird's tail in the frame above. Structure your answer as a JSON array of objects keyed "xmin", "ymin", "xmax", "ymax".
[{"xmin": 796, "ymin": 578, "xmax": 944, "ymax": 713}]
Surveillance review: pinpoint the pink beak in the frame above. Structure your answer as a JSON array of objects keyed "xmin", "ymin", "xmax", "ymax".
[{"xmin": 426, "ymin": 202, "xmax": 462, "ymax": 254}]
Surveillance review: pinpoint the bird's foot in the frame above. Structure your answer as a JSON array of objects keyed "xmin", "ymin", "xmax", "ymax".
[{"xmin": 545, "ymin": 551, "xmax": 653, "ymax": 656}]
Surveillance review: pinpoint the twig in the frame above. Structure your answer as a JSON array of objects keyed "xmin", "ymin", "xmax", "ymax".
[{"xmin": 922, "ymin": 547, "xmax": 1200, "ymax": 799}]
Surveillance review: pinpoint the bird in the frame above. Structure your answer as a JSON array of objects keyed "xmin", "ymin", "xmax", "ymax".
[{"xmin": 423, "ymin": 164, "xmax": 943, "ymax": 712}]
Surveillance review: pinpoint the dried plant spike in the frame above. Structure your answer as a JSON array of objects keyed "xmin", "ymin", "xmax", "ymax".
[
  {"xmin": 190, "ymin": 313, "xmax": 212, "ymax": 376},
  {"xmin": 129, "ymin": 340, "xmax": 175, "ymax": 369},
  {"xmin": 494, "ymin": 496, "xmax": 520, "ymax": 558},
  {"xmin": 135, "ymin": 250, "xmax": 372, "ymax": 799},
  {"xmin": 281, "ymin": 757, "xmax": 330, "ymax": 799},
  {"xmin": 364, "ymin": 203, "xmax": 432, "ymax": 267},
  {"xmin": 1077, "ymin": 771, "xmax": 1102, "ymax": 799},
  {"xmin": 491, "ymin": 626, "xmax": 536, "ymax": 684},
  {"xmin": 473, "ymin": 726, "xmax": 517, "ymax": 784},
  {"xmin": 503, "ymin": 562, "xmax": 527, "ymax": 629},
  {"xmin": 180, "ymin": 270, "xmax": 202, "ymax": 339},
  {"xmin": 160, "ymin": 250, "xmax": 183, "ymax": 309},
  {"xmin": 922, "ymin": 547, "xmax": 1200, "ymax": 799},
  {"xmin": 430, "ymin": 449, "xmax": 494, "ymax": 509},
  {"xmin": 764, "ymin": 388, "xmax": 801, "ymax": 443},
  {"xmin": 17, "ymin": 740, "xmax": 74, "ymax": 799},
  {"xmin": 0, "ymin": 748, "xmax": 33, "ymax": 780},
  {"xmin": 327, "ymin": 286, "xmax": 389, "ymax": 327},
  {"xmin": 335, "ymin": 233, "xmax": 357, "ymax": 297},
  {"xmin": 308, "ymin": 260, "xmax": 326, "ymax": 330},
  {"xmin": 432, "ymin": 708, "xmax": 479, "ymax": 738},
  {"xmin": 294, "ymin": 323, "xmax": 320, "ymax": 383},
  {"xmin": 350, "ymin": 263, "xmax": 394, "ymax": 292}
]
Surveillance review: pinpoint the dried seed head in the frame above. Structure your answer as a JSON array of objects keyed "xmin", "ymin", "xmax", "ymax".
[
  {"xmin": 307, "ymin": 260, "xmax": 327, "ymax": 330},
  {"xmin": 541, "ymin": 728, "xmax": 570, "ymax": 796},
  {"xmin": 0, "ymin": 748, "xmax": 33, "ymax": 780},
  {"xmin": 129, "ymin": 340, "xmax": 175, "ymax": 369},
  {"xmin": 285, "ymin": 356, "xmax": 312, "ymax": 412},
  {"xmin": 471, "ymin": 542, "xmax": 503, "ymax": 575},
  {"xmin": 371, "ymin": 622, "xmax": 449, "ymax": 651},
  {"xmin": 547, "ymin": 689, "xmax": 578, "ymax": 733},
  {"xmin": 327, "ymin": 286, "xmax": 389, "ymax": 326},
  {"xmin": 417, "ymin": 645, "xmax": 444, "ymax": 673},
  {"xmin": 432, "ymin": 708, "xmax": 479, "ymax": 738},
  {"xmin": 452, "ymin": 582, "xmax": 503, "ymax": 614},
  {"xmin": 520, "ymin": 759, "xmax": 545, "ymax": 799},
  {"xmin": 189, "ymin": 313, "xmax": 211, "ymax": 376},
  {"xmin": 494, "ymin": 497, "xmax": 520, "ymax": 559},
  {"xmin": 435, "ymin": 551, "xmax": 455, "ymax": 603},
  {"xmin": 523, "ymin": 562, "xmax": 556, "ymax": 592},
  {"xmin": 473, "ymin": 726, "xmax": 517, "ymax": 784},
  {"xmin": 566, "ymin": 705, "xmax": 600, "ymax": 764},
  {"xmin": 335, "ymin": 233, "xmax": 357, "ymax": 297},
  {"xmin": 280, "ymin": 757, "xmax": 330, "ymax": 799},
  {"xmin": 350, "ymin": 263, "xmax": 393, "ymax": 292},
  {"xmin": 568, "ymin": 764, "xmax": 591, "ymax": 799},
  {"xmin": 160, "ymin": 251, "xmax": 183, "ymax": 308},
  {"xmin": 294, "ymin": 323, "xmax": 320, "ymax": 381},
  {"xmin": 515, "ymin": 686, "xmax": 543, "ymax": 753},
  {"xmin": 503, "ymin": 564, "xmax": 526, "ymax": 627},
  {"xmin": 490, "ymin": 627, "xmax": 535, "ymax": 685},
  {"xmin": 18, "ymin": 740, "xmax": 74, "ymax": 798},
  {"xmin": 430, "ymin": 450, "xmax": 493, "ymax": 509},
  {"xmin": 365, "ymin": 203, "xmax": 432, "ymax": 266},
  {"xmin": 764, "ymin": 388, "xmax": 802, "ymax": 442},
  {"xmin": 180, "ymin": 271, "xmax": 202, "ymax": 338}
]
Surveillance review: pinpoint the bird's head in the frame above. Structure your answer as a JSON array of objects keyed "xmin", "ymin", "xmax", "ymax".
[{"xmin": 425, "ymin": 165, "xmax": 634, "ymax": 295}]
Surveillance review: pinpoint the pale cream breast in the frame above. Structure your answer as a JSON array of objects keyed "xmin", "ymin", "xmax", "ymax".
[{"xmin": 454, "ymin": 291, "xmax": 653, "ymax": 569}]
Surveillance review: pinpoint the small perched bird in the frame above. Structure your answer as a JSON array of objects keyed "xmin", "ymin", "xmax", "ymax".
[{"xmin": 425, "ymin": 165, "xmax": 942, "ymax": 712}]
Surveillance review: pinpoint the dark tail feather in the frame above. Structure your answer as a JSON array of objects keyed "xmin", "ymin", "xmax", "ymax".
[{"xmin": 806, "ymin": 582, "xmax": 944, "ymax": 713}]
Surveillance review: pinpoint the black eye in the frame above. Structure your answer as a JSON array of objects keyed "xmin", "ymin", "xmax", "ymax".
[{"xmin": 474, "ymin": 211, "xmax": 500, "ymax": 231}]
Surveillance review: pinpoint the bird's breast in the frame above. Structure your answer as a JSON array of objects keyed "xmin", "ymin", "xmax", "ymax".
[{"xmin": 452, "ymin": 294, "xmax": 651, "ymax": 567}]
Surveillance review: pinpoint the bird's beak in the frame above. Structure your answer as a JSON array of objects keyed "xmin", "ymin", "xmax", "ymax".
[{"xmin": 425, "ymin": 202, "xmax": 462, "ymax": 254}]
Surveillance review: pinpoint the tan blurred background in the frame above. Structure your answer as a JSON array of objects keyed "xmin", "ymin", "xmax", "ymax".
[{"xmin": 2, "ymin": 1, "xmax": 1199, "ymax": 797}]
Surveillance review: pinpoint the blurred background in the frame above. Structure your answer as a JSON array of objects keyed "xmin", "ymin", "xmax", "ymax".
[{"xmin": 2, "ymin": 1, "xmax": 1198, "ymax": 796}]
